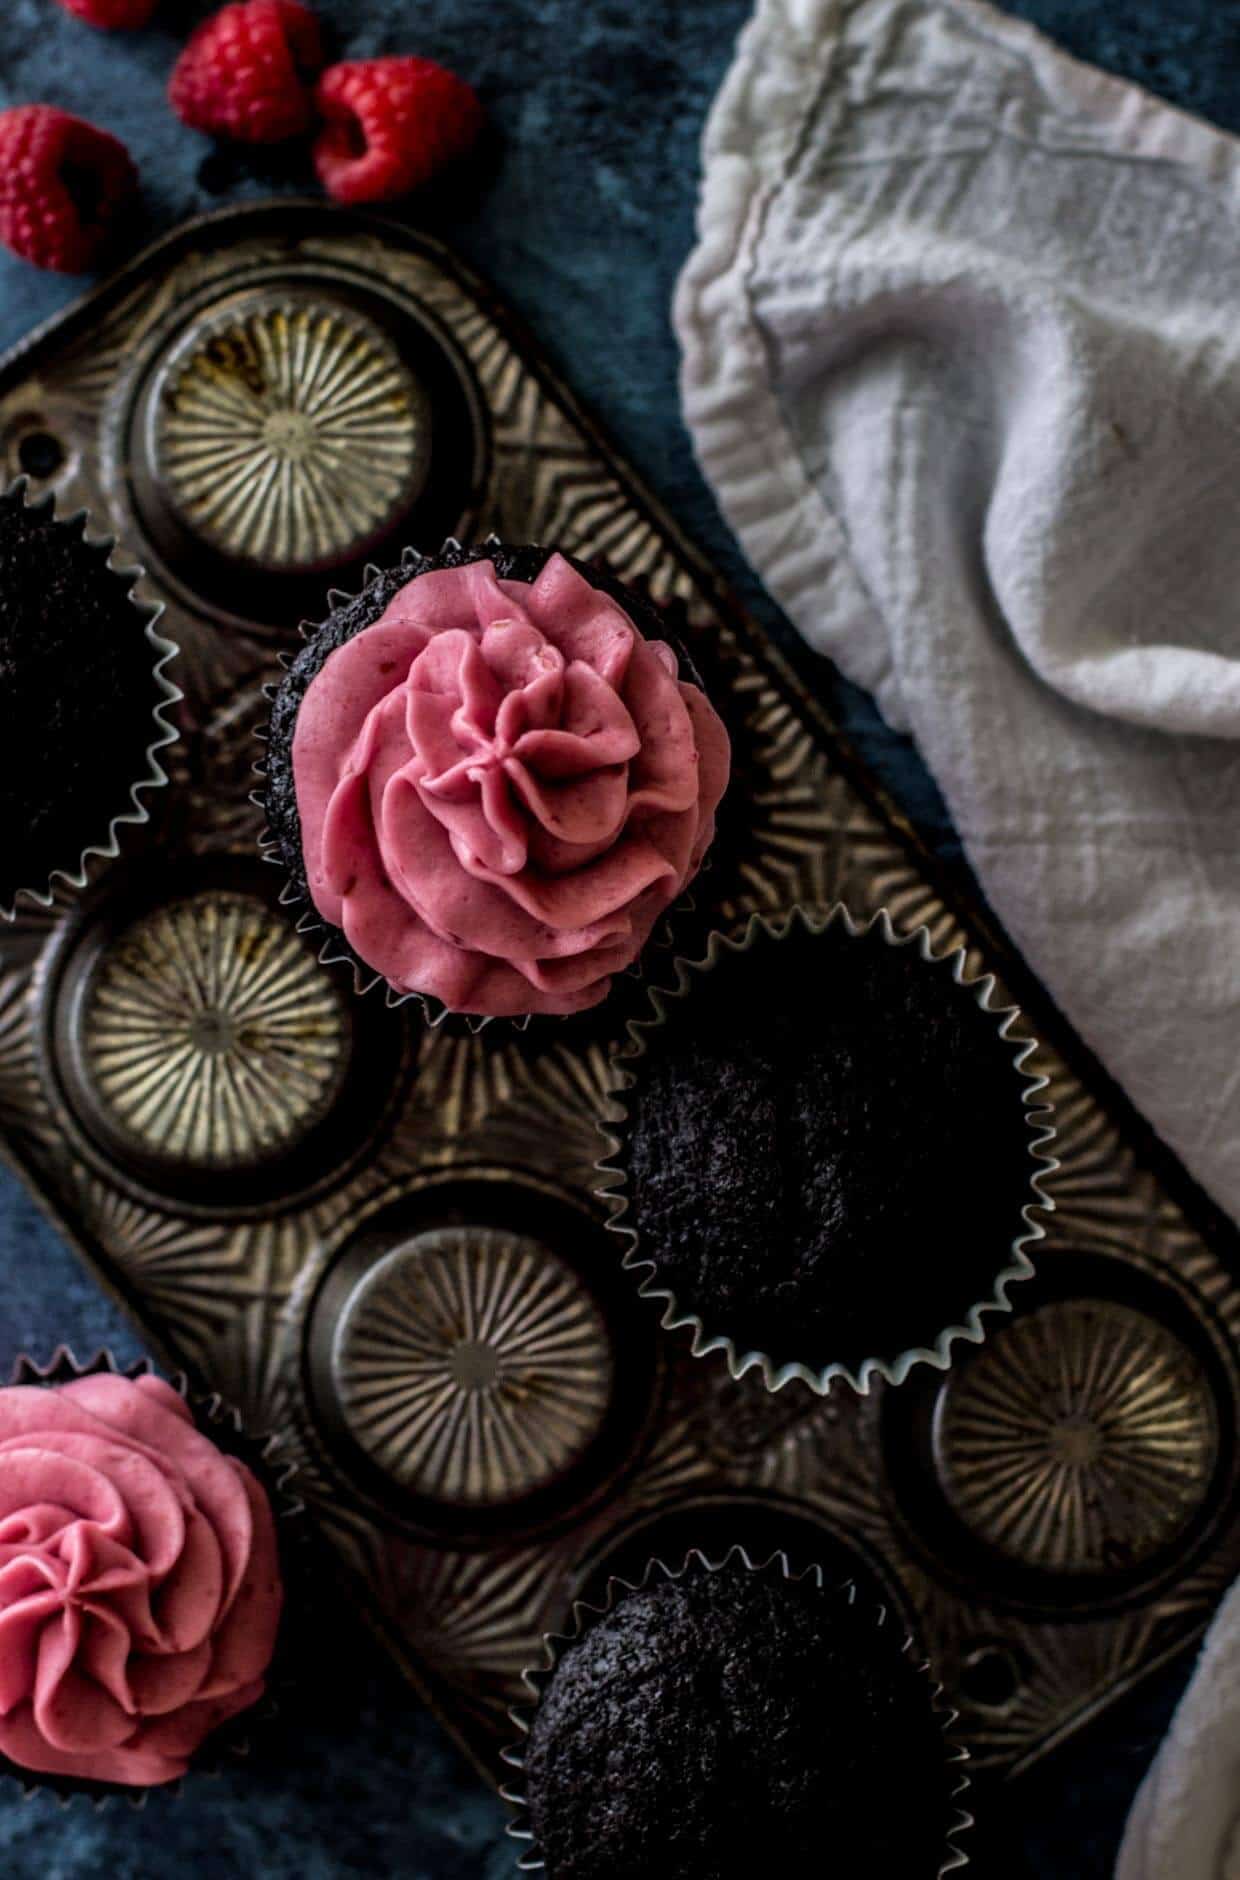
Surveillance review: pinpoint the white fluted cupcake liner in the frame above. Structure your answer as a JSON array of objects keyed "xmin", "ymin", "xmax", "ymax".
[
  {"xmin": 596, "ymin": 902, "xmax": 1058, "ymax": 1396},
  {"xmin": 501, "ymin": 1543, "xmax": 973, "ymax": 1875},
  {"xmin": 0, "ymin": 478, "xmax": 181, "ymax": 923},
  {"xmin": 254, "ymin": 536, "xmax": 719, "ymax": 1034},
  {"xmin": 0, "ymin": 1346, "xmax": 300, "ymax": 1810}
]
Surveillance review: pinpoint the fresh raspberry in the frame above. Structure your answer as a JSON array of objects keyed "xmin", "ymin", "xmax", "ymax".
[
  {"xmin": 313, "ymin": 57, "xmax": 484, "ymax": 205},
  {"xmin": 169, "ymin": 0, "xmax": 324, "ymax": 144},
  {"xmin": 54, "ymin": 0, "xmax": 159, "ymax": 27},
  {"xmin": 0, "ymin": 106, "xmax": 136, "ymax": 273}
]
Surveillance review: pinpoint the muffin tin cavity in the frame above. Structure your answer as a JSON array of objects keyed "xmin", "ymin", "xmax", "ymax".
[
  {"xmin": 305, "ymin": 1182, "xmax": 661, "ymax": 1546},
  {"xmin": 330, "ymin": 1227, "xmax": 613, "ymax": 1506},
  {"xmin": 152, "ymin": 294, "xmax": 432, "ymax": 578},
  {"xmin": 934, "ymin": 1298, "xmax": 1220, "ymax": 1578},
  {"xmin": 882, "ymin": 1247, "xmax": 1240, "ymax": 1615},
  {"xmin": 124, "ymin": 275, "xmax": 485, "ymax": 629},
  {"xmin": 45, "ymin": 859, "xmax": 405, "ymax": 1209}
]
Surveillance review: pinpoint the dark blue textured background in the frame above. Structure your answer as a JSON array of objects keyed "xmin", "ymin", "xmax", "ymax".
[{"xmin": 1, "ymin": 0, "xmax": 1236, "ymax": 1871}]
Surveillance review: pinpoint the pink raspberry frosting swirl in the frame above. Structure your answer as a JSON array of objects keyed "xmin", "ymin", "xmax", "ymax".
[
  {"xmin": 0, "ymin": 1373, "xmax": 282, "ymax": 1788},
  {"xmin": 292, "ymin": 552, "xmax": 731, "ymax": 1017}
]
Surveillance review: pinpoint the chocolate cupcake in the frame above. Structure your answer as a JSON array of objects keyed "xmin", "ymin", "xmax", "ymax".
[
  {"xmin": 503, "ymin": 1549, "xmax": 971, "ymax": 1877},
  {"xmin": 0, "ymin": 1349, "xmax": 289, "ymax": 1800},
  {"xmin": 0, "ymin": 480, "xmax": 180, "ymax": 916},
  {"xmin": 599, "ymin": 905, "xmax": 1055, "ymax": 1393},
  {"xmin": 260, "ymin": 539, "xmax": 731, "ymax": 1021}
]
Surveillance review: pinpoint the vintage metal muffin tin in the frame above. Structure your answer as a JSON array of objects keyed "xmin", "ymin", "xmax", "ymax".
[{"xmin": 0, "ymin": 202, "xmax": 1237, "ymax": 1794}]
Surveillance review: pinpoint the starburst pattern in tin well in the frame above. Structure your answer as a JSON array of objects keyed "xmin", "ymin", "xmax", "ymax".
[
  {"xmin": 156, "ymin": 300, "xmax": 428, "ymax": 571},
  {"xmin": 81, "ymin": 888, "xmax": 353, "ymax": 1170},
  {"xmin": 331, "ymin": 1226, "xmax": 614, "ymax": 1508},
  {"xmin": 934, "ymin": 1298, "xmax": 1219, "ymax": 1576}
]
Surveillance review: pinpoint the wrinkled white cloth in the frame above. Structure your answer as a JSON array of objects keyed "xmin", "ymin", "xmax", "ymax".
[
  {"xmin": 1116, "ymin": 1577, "xmax": 1240, "ymax": 1880},
  {"xmin": 676, "ymin": 0, "xmax": 1240, "ymax": 1218},
  {"xmin": 674, "ymin": 3, "xmax": 1240, "ymax": 1875}
]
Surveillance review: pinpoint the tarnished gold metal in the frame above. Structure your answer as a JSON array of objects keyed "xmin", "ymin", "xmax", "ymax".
[
  {"xmin": 329, "ymin": 1225, "xmax": 615, "ymax": 1509},
  {"xmin": 934, "ymin": 1297, "xmax": 1221, "ymax": 1576},
  {"xmin": 151, "ymin": 291, "xmax": 429, "ymax": 574}
]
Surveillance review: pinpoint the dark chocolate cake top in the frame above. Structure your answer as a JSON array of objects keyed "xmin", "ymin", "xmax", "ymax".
[
  {"xmin": 622, "ymin": 917, "xmax": 1035, "ymax": 1372},
  {"xmin": 0, "ymin": 490, "xmax": 159, "ymax": 908},
  {"xmin": 523, "ymin": 1561, "xmax": 953, "ymax": 1879}
]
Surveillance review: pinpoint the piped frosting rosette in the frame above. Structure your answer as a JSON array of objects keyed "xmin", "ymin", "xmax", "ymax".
[
  {"xmin": 0, "ymin": 1356, "xmax": 285, "ymax": 1794},
  {"xmin": 264, "ymin": 545, "xmax": 730, "ymax": 1020}
]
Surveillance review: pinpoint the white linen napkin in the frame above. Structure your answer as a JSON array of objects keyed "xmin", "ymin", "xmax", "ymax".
[
  {"xmin": 1115, "ymin": 1577, "xmax": 1240, "ymax": 1880},
  {"xmin": 676, "ymin": 0, "xmax": 1240, "ymax": 1223},
  {"xmin": 674, "ymin": 3, "xmax": 1240, "ymax": 1874}
]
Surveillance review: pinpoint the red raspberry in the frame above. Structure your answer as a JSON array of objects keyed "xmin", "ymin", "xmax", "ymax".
[
  {"xmin": 313, "ymin": 57, "xmax": 484, "ymax": 205},
  {"xmin": 54, "ymin": 0, "xmax": 159, "ymax": 26},
  {"xmin": 169, "ymin": 0, "xmax": 324, "ymax": 144},
  {"xmin": 0, "ymin": 106, "xmax": 137, "ymax": 273}
]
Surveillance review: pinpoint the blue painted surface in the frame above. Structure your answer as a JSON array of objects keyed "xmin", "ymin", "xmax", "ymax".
[{"xmin": 0, "ymin": 0, "xmax": 1229, "ymax": 1870}]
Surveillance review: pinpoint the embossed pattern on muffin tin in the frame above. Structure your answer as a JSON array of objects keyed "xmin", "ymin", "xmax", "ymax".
[
  {"xmin": 302, "ymin": 1176, "xmax": 663, "ymax": 1552},
  {"xmin": 0, "ymin": 202, "xmax": 1238, "ymax": 1790},
  {"xmin": 328, "ymin": 1226, "xmax": 615, "ymax": 1509},
  {"xmin": 152, "ymin": 292, "xmax": 431, "ymax": 577},
  {"xmin": 934, "ymin": 1297, "xmax": 1221, "ymax": 1577},
  {"xmin": 43, "ymin": 856, "xmax": 411, "ymax": 1212},
  {"xmin": 79, "ymin": 888, "xmax": 353, "ymax": 1169}
]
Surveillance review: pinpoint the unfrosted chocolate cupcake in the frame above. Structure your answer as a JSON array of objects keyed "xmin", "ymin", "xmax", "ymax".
[
  {"xmin": 261, "ymin": 540, "xmax": 731, "ymax": 1020},
  {"xmin": 0, "ymin": 481, "xmax": 179, "ymax": 914},
  {"xmin": 505, "ymin": 1552, "xmax": 968, "ymax": 1878},
  {"xmin": 603, "ymin": 906, "xmax": 1052, "ymax": 1391}
]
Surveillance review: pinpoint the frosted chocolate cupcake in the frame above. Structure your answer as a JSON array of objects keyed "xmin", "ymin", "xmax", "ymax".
[
  {"xmin": 601, "ymin": 906, "xmax": 1053, "ymax": 1392},
  {"xmin": 0, "ymin": 1360, "xmax": 284, "ymax": 1792},
  {"xmin": 504, "ymin": 1551, "xmax": 970, "ymax": 1878},
  {"xmin": 261, "ymin": 541, "xmax": 730, "ymax": 1020},
  {"xmin": 0, "ymin": 481, "xmax": 179, "ymax": 915}
]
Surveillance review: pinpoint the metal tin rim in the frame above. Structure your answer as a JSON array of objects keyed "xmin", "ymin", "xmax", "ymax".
[
  {"xmin": 34, "ymin": 853, "xmax": 415, "ymax": 1219},
  {"xmin": 297, "ymin": 1171, "xmax": 667, "ymax": 1551}
]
